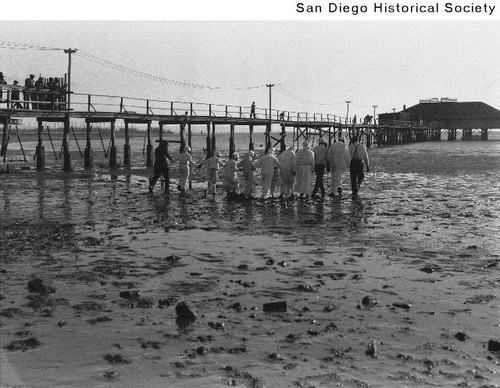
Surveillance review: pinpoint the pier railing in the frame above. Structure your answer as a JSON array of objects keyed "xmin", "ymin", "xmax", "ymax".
[{"xmin": 1, "ymin": 87, "xmax": 344, "ymax": 124}]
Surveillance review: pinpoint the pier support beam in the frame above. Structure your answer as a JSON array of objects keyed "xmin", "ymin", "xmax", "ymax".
[
  {"xmin": 481, "ymin": 128, "xmax": 488, "ymax": 140},
  {"xmin": 179, "ymin": 122, "xmax": 186, "ymax": 153},
  {"xmin": 36, "ymin": 119, "xmax": 45, "ymax": 171},
  {"xmin": 84, "ymin": 121, "xmax": 93, "ymax": 170},
  {"xmin": 1, "ymin": 117, "xmax": 9, "ymax": 160},
  {"xmin": 109, "ymin": 121, "xmax": 117, "ymax": 168},
  {"xmin": 146, "ymin": 122, "xmax": 153, "ymax": 167},
  {"xmin": 206, "ymin": 122, "xmax": 211, "ymax": 158},
  {"xmin": 211, "ymin": 123, "xmax": 217, "ymax": 154},
  {"xmin": 280, "ymin": 124, "xmax": 286, "ymax": 153},
  {"xmin": 124, "ymin": 121, "xmax": 131, "ymax": 168},
  {"xmin": 63, "ymin": 114, "xmax": 72, "ymax": 171},
  {"xmin": 249, "ymin": 124, "xmax": 254, "ymax": 151},
  {"xmin": 229, "ymin": 123, "xmax": 235, "ymax": 158}
]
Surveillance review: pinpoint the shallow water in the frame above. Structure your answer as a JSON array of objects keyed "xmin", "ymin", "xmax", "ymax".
[{"xmin": 1, "ymin": 136, "xmax": 499, "ymax": 387}]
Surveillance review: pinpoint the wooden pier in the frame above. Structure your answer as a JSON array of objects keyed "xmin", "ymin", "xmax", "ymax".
[{"xmin": 0, "ymin": 89, "xmax": 487, "ymax": 171}]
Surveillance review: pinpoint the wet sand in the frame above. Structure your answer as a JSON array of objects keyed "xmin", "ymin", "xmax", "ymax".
[{"xmin": 1, "ymin": 140, "xmax": 499, "ymax": 388}]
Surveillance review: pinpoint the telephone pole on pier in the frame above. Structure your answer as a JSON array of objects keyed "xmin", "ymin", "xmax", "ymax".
[
  {"xmin": 345, "ymin": 100, "xmax": 351, "ymax": 125},
  {"xmin": 62, "ymin": 48, "xmax": 77, "ymax": 171},
  {"xmin": 266, "ymin": 83, "xmax": 274, "ymax": 152}
]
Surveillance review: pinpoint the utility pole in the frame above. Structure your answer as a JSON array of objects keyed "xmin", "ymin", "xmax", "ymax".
[
  {"xmin": 372, "ymin": 105, "xmax": 377, "ymax": 126},
  {"xmin": 345, "ymin": 100, "xmax": 351, "ymax": 125},
  {"xmin": 265, "ymin": 83, "xmax": 274, "ymax": 152},
  {"xmin": 62, "ymin": 48, "xmax": 77, "ymax": 171},
  {"xmin": 63, "ymin": 48, "xmax": 77, "ymax": 112}
]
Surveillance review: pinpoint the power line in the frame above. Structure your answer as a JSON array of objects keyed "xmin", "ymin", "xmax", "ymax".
[
  {"xmin": 276, "ymin": 86, "xmax": 345, "ymax": 107},
  {"xmin": 0, "ymin": 40, "xmax": 62, "ymax": 51}
]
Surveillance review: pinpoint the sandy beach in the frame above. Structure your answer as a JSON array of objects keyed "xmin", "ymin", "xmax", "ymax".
[{"xmin": 1, "ymin": 137, "xmax": 499, "ymax": 388}]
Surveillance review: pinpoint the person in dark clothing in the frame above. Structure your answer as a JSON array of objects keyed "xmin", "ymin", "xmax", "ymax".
[
  {"xmin": 0, "ymin": 72, "xmax": 7, "ymax": 103},
  {"xmin": 348, "ymin": 135, "xmax": 370, "ymax": 198},
  {"xmin": 149, "ymin": 140, "xmax": 173, "ymax": 193},
  {"xmin": 11, "ymin": 81, "xmax": 23, "ymax": 109},
  {"xmin": 311, "ymin": 137, "xmax": 328, "ymax": 198},
  {"xmin": 24, "ymin": 74, "xmax": 35, "ymax": 109}
]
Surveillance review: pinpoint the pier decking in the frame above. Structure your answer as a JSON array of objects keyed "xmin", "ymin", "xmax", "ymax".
[{"xmin": 0, "ymin": 89, "xmax": 492, "ymax": 171}]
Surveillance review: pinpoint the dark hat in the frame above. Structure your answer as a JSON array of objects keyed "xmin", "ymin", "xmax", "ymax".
[
  {"xmin": 0, "ymin": 72, "xmax": 4, "ymax": 76},
  {"xmin": 30, "ymin": 74, "xmax": 35, "ymax": 77},
  {"xmin": 351, "ymin": 135, "xmax": 358, "ymax": 143},
  {"xmin": 319, "ymin": 138, "xmax": 327, "ymax": 145},
  {"xmin": 13, "ymin": 80, "xmax": 19, "ymax": 84}
]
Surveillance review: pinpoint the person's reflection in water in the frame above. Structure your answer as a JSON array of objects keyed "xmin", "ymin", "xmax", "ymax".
[{"xmin": 37, "ymin": 174, "xmax": 46, "ymax": 221}]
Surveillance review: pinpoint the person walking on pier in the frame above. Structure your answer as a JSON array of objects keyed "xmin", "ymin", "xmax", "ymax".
[
  {"xmin": 250, "ymin": 102, "xmax": 256, "ymax": 119},
  {"xmin": 238, "ymin": 150, "xmax": 255, "ymax": 198},
  {"xmin": 294, "ymin": 140, "xmax": 315, "ymax": 199},
  {"xmin": 326, "ymin": 136, "xmax": 350, "ymax": 198},
  {"xmin": 278, "ymin": 146, "xmax": 296, "ymax": 198},
  {"xmin": 222, "ymin": 152, "xmax": 240, "ymax": 196},
  {"xmin": 198, "ymin": 151, "xmax": 224, "ymax": 199},
  {"xmin": 254, "ymin": 148, "xmax": 280, "ymax": 199},
  {"xmin": 348, "ymin": 135, "xmax": 370, "ymax": 198},
  {"xmin": 149, "ymin": 140, "xmax": 173, "ymax": 194},
  {"xmin": 177, "ymin": 146, "xmax": 196, "ymax": 194},
  {"xmin": 311, "ymin": 137, "xmax": 328, "ymax": 198}
]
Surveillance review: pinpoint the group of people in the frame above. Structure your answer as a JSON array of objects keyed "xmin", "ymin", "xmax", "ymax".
[
  {"xmin": 0, "ymin": 72, "xmax": 67, "ymax": 110},
  {"xmin": 148, "ymin": 135, "xmax": 370, "ymax": 200}
]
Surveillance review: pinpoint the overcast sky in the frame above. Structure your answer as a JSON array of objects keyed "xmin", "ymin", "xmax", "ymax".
[{"xmin": 1, "ymin": 19, "xmax": 499, "ymax": 120}]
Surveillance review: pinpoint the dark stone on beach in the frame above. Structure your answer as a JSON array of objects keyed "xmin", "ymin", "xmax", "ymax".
[
  {"xmin": 392, "ymin": 302, "xmax": 412, "ymax": 309},
  {"xmin": 266, "ymin": 258, "xmax": 275, "ymax": 265},
  {"xmin": 263, "ymin": 301, "xmax": 287, "ymax": 312},
  {"xmin": 136, "ymin": 298, "xmax": 155, "ymax": 308},
  {"xmin": 464, "ymin": 295, "xmax": 496, "ymax": 304},
  {"xmin": 420, "ymin": 266, "xmax": 440, "ymax": 274},
  {"xmin": 466, "ymin": 245, "xmax": 478, "ymax": 249},
  {"xmin": 196, "ymin": 346, "xmax": 208, "ymax": 355},
  {"xmin": 487, "ymin": 339, "xmax": 500, "ymax": 352},
  {"xmin": 103, "ymin": 370, "xmax": 118, "ymax": 380},
  {"xmin": 365, "ymin": 340, "xmax": 377, "ymax": 358},
  {"xmin": 352, "ymin": 274, "xmax": 363, "ymax": 280},
  {"xmin": 28, "ymin": 278, "xmax": 56, "ymax": 294},
  {"xmin": 297, "ymin": 284, "xmax": 316, "ymax": 292},
  {"xmin": 175, "ymin": 301, "xmax": 197, "ymax": 321},
  {"xmin": 104, "ymin": 354, "xmax": 131, "ymax": 364},
  {"xmin": 361, "ymin": 296, "xmax": 379, "ymax": 307},
  {"xmin": 208, "ymin": 321, "xmax": 225, "ymax": 330},
  {"xmin": 313, "ymin": 261, "xmax": 324, "ymax": 266},
  {"xmin": 119, "ymin": 290, "xmax": 141, "ymax": 300},
  {"xmin": 268, "ymin": 352, "xmax": 284, "ymax": 361},
  {"xmin": 237, "ymin": 264, "xmax": 249, "ymax": 270},
  {"xmin": 165, "ymin": 254, "xmax": 182, "ymax": 262},
  {"xmin": 7, "ymin": 337, "xmax": 41, "ymax": 351},
  {"xmin": 455, "ymin": 332, "xmax": 468, "ymax": 341},
  {"xmin": 87, "ymin": 316, "xmax": 112, "ymax": 325},
  {"xmin": 323, "ymin": 305, "xmax": 336, "ymax": 312},
  {"xmin": 229, "ymin": 302, "xmax": 242, "ymax": 312}
]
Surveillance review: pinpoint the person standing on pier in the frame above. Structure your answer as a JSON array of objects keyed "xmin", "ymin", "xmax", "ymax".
[
  {"xmin": 254, "ymin": 148, "xmax": 280, "ymax": 199},
  {"xmin": 348, "ymin": 135, "xmax": 370, "ymax": 198},
  {"xmin": 311, "ymin": 137, "xmax": 328, "ymax": 198},
  {"xmin": 198, "ymin": 151, "xmax": 224, "ymax": 199},
  {"xmin": 326, "ymin": 136, "xmax": 350, "ymax": 198},
  {"xmin": 24, "ymin": 74, "xmax": 35, "ymax": 109},
  {"xmin": 250, "ymin": 102, "xmax": 256, "ymax": 119},
  {"xmin": 278, "ymin": 146, "xmax": 296, "ymax": 198},
  {"xmin": 177, "ymin": 146, "xmax": 196, "ymax": 194},
  {"xmin": 149, "ymin": 140, "xmax": 173, "ymax": 194},
  {"xmin": 238, "ymin": 150, "xmax": 255, "ymax": 198},
  {"xmin": 11, "ymin": 81, "xmax": 23, "ymax": 109},
  {"xmin": 0, "ymin": 72, "xmax": 7, "ymax": 103},
  {"xmin": 294, "ymin": 140, "xmax": 315, "ymax": 199}
]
